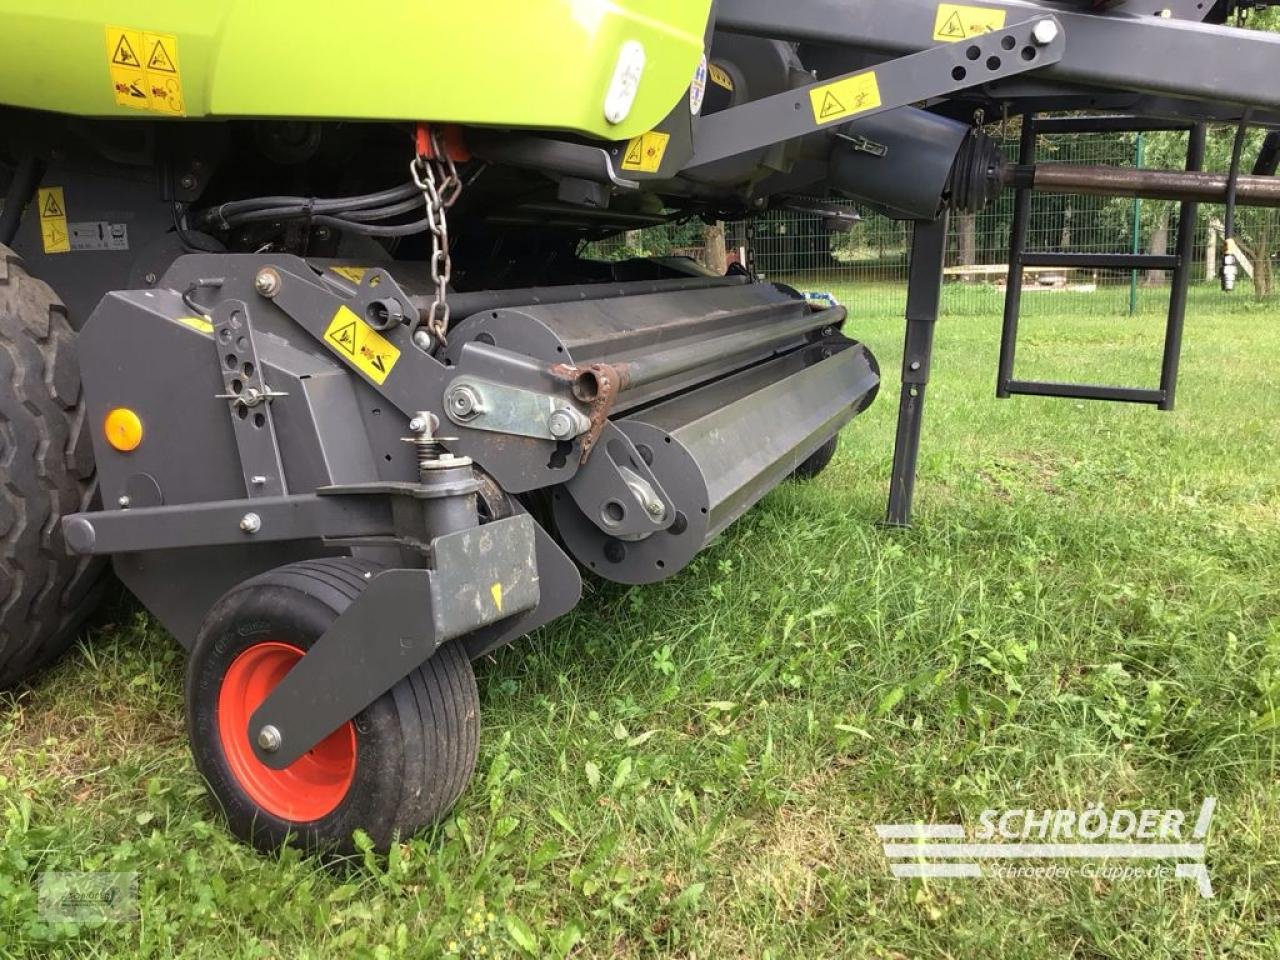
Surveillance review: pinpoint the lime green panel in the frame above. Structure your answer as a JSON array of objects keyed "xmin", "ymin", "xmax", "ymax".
[{"xmin": 0, "ymin": 1, "xmax": 711, "ymax": 140}]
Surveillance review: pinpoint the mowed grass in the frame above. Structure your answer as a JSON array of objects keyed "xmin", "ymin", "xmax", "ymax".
[{"xmin": 2, "ymin": 287, "xmax": 1279, "ymax": 958}]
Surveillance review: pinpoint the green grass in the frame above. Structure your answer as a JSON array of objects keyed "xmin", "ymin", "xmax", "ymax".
[{"xmin": 2, "ymin": 297, "xmax": 1279, "ymax": 959}]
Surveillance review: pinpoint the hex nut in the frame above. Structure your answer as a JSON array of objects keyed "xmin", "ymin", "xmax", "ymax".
[
  {"xmin": 256, "ymin": 725, "xmax": 282, "ymax": 752},
  {"xmin": 1032, "ymin": 19, "xmax": 1059, "ymax": 46}
]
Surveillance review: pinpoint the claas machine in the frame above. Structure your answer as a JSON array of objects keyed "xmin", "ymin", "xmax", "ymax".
[{"xmin": 0, "ymin": 0, "xmax": 1278, "ymax": 851}]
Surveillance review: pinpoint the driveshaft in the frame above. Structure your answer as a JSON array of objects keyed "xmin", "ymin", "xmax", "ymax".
[{"xmin": 1004, "ymin": 164, "xmax": 1280, "ymax": 207}]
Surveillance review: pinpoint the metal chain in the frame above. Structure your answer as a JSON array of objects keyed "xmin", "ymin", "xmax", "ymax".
[
  {"xmin": 410, "ymin": 131, "xmax": 463, "ymax": 348},
  {"xmin": 745, "ymin": 219, "xmax": 758, "ymax": 278}
]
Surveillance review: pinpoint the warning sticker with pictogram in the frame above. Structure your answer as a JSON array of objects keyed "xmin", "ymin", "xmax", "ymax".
[
  {"xmin": 323, "ymin": 305, "xmax": 401, "ymax": 384},
  {"xmin": 932, "ymin": 4, "xmax": 1007, "ymax": 42},
  {"xmin": 808, "ymin": 71, "xmax": 881, "ymax": 125},
  {"xmin": 620, "ymin": 131, "xmax": 671, "ymax": 174},
  {"xmin": 709, "ymin": 63, "xmax": 734, "ymax": 92},
  {"xmin": 147, "ymin": 38, "xmax": 177, "ymax": 72},
  {"xmin": 36, "ymin": 187, "xmax": 70, "ymax": 255},
  {"xmin": 329, "ymin": 266, "xmax": 369, "ymax": 284},
  {"xmin": 105, "ymin": 26, "xmax": 185, "ymax": 115}
]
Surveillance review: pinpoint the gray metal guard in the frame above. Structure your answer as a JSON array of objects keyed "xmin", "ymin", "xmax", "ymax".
[
  {"xmin": 261, "ymin": 260, "xmax": 677, "ymax": 539},
  {"xmin": 248, "ymin": 515, "xmax": 539, "ymax": 769}
]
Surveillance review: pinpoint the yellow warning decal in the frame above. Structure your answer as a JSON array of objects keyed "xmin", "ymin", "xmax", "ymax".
[
  {"xmin": 490, "ymin": 582, "xmax": 503, "ymax": 613},
  {"xmin": 933, "ymin": 4, "xmax": 1008, "ymax": 42},
  {"xmin": 176, "ymin": 315, "xmax": 215, "ymax": 335},
  {"xmin": 330, "ymin": 266, "xmax": 368, "ymax": 284},
  {"xmin": 620, "ymin": 131, "xmax": 671, "ymax": 173},
  {"xmin": 808, "ymin": 72, "xmax": 882, "ymax": 126},
  {"xmin": 708, "ymin": 62, "xmax": 734, "ymax": 91},
  {"xmin": 37, "ymin": 187, "xmax": 70, "ymax": 254},
  {"xmin": 323, "ymin": 305, "xmax": 401, "ymax": 385},
  {"xmin": 105, "ymin": 26, "xmax": 185, "ymax": 115}
]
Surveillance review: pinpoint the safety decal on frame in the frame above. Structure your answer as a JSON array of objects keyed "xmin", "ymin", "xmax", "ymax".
[
  {"xmin": 105, "ymin": 26, "xmax": 186, "ymax": 115},
  {"xmin": 323, "ymin": 305, "xmax": 401, "ymax": 385},
  {"xmin": 808, "ymin": 71, "xmax": 882, "ymax": 125},
  {"xmin": 933, "ymin": 4, "xmax": 1008, "ymax": 42},
  {"xmin": 36, "ymin": 187, "xmax": 70, "ymax": 254},
  {"xmin": 620, "ymin": 131, "xmax": 671, "ymax": 173},
  {"xmin": 709, "ymin": 62, "xmax": 734, "ymax": 92},
  {"xmin": 329, "ymin": 266, "xmax": 369, "ymax": 284}
]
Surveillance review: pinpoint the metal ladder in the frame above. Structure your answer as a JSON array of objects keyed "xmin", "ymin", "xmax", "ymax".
[{"xmin": 996, "ymin": 115, "xmax": 1208, "ymax": 411}]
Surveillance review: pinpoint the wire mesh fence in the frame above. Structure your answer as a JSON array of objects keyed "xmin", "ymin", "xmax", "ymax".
[{"xmin": 586, "ymin": 125, "xmax": 1279, "ymax": 320}]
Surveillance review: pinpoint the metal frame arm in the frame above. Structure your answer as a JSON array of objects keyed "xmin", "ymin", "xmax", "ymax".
[
  {"xmin": 684, "ymin": 15, "xmax": 1065, "ymax": 168},
  {"xmin": 718, "ymin": 0, "xmax": 1280, "ymax": 115}
]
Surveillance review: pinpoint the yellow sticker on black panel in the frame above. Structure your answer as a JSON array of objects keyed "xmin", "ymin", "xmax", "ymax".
[
  {"xmin": 105, "ymin": 26, "xmax": 185, "ymax": 115},
  {"xmin": 708, "ymin": 62, "xmax": 734, "ymax": 91},
  {"xmin": 933, "ymin": 4, "xmax": 1007, "ymax": 42},
  {"xmin": 36, "ymin": 187, "xmax": 70, "ymax": 254},
  {"xmin": 620, "ymin": 131, "xmax": 670, "ymax": 173},
  {"xmin": 808, "ymin": 72, "xmax": 882, "ymax": 125},
  {"xmin": 323, "ymin": 305, "xmax": 401, "ymax": 385}
]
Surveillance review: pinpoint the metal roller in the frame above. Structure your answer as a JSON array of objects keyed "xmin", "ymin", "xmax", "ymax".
[{"xmin": 552, "ymin": 334, "xmax": 879, "ymax": 584}]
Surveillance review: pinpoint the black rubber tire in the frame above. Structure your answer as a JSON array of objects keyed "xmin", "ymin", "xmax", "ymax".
[
  {"xmin": 0, "ymin": 244, "xmax": 107, "ymax": 689},
  {"xmin": 186, "ymin": 558, "xmax": 480, "ymax": 853},
  {"xmin": 791, "ymin": 434, "xmax": 839, "ymax": 481}
]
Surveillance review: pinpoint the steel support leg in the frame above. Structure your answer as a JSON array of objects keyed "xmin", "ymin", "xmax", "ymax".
[
  {"xmin": 996, "ymin": 115, "xmax": 1037, "ymax": 398},
  {"xmin": 885, "ymin": 214, "xmax": 949, "ymax": 527},
  {"xmin": 1158, "ymin": 122, "xmax": 1206, "ymax": 412}
]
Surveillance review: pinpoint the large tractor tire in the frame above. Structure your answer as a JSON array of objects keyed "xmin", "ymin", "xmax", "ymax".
[
  {"xmin": 186, "ymin": 558, "xmax": 480, "ymax": 853},
  {"xmin": 0, "ymin": 244, "xmax": 107, "ymax": 689}
]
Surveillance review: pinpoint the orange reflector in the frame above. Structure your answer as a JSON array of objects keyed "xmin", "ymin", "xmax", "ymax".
[{"xmin": 104, "ymin": 408, "xmax": 143, "ymax": 452}]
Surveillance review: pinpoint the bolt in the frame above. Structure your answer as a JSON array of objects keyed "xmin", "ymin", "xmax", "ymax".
[
  {"xmin": 1032, "ymin": 19, "xmax": 1059, "ymax": 45},
  {"xmin": 645, "ymin": 497, "xmax": 666, "ymax": 518},
  {"xmin": 412, "ymin": 329, "xmax": 434, "ymax": 352},
  {"xmin": 117, "ymin": 495, "xmax": 131, "ymax": 509},
  {"xmin": 256, "ymin": 725, "xmax": 282, "ymax": 753},
  {"xmin": 548, "ymin": 409, "xmax": 576, "ymax": 440},
  {"xmin": 254, "ymin": 269, "xmax": 280, "ymax": 298},
  {"xmin": 239, "ymin": 512, "xmax": 262, "ymax": 534},
  {"xmin": 909, "ymin": 361, "xmax": 922, "ymax": 371},
  {"xmin": 250, "ymin": 475, "xmax": 267, "ymax": 486},
  {"xmin": 179, "ymin": 173, "xmax": 197, "ymax": 190},
  {"xmin": 144, "ymin": 273, "xmax": 157, "ymax": 285},
  {"xmin": 447, "ymin": 385, "xmax": 482, "ymax": 420},
  {"xmin": 408, "ymin": 416, "xmax": 427, "ymax": 433}
]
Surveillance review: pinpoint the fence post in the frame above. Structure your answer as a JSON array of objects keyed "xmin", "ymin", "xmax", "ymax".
[{"xmin": 1129, "ymin": 132, "xmax": 1145, "ymax": 316}]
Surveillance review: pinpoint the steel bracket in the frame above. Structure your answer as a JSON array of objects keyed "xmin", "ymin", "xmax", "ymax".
[
  {"xmin": 211, "ymin": 298, "xmax": 288, "ymax": 497},
  {"xmin": 443, "ymin": 375, "xmax": 590, "ymax": 441},
  {"xmin": 562, "ymin": 421, "xmax": 675, "ymax": 539},
  {"xmin": 247, "ymin": 514, "xmax": 539, "ymax": 769}
]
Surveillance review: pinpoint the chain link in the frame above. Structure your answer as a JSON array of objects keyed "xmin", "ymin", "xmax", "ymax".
[
  {"xmin": 410, "ymin": 130, "xmax": 463, "ymax": 349},
  {"xmin": 745, "ymin": 219, "xmax": 757, "ymax": 279}
]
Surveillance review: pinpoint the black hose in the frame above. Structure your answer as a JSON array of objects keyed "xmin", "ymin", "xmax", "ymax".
[
  {"xmin": 1224, "ymin": 110, "xmax": 1252, "ymax": 243},
  {"xmin": 0, "ymin": 151, "xmax": 45, "ymax": 247},
  {"xmin": 198, "ymin": 182, "xmax": 419, "ymax": 228},
  {"xmin": 220, "ymin": 195, "xmax": 424, "ymax": 227},
  {"xmin": 172, "ymin": 202, "xmax": 225, "ymax": 253},
  {"xmin": 308, "ymin": 214, "xmax": 430, "ymax": 237}
]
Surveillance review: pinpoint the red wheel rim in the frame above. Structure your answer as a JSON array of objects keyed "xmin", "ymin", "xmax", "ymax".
[{"xmin": 216, "ymin": 641, "xmax": 357, "ymax": 822}]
